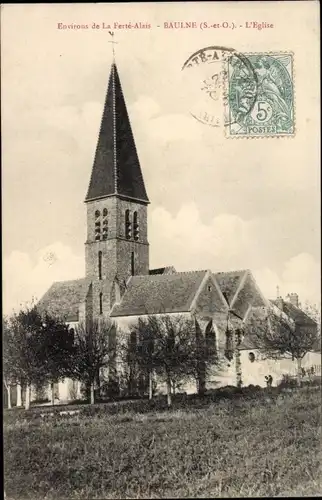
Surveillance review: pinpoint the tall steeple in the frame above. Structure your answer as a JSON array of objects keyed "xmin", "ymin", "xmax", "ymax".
[
  {"xmin": 84, "ymin": 58, "xmax": 150, "ymax": 317},
  {"xmin": 85, "ymin": 63, "xmax": 149, "ymax": 204}
]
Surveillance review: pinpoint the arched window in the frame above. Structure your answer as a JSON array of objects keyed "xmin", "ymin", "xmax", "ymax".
[
  {"xmin": 125, "ymin": 209, "xmax": 131, "ymax": 239},
  {"xmin": 102, "ymin": 209, "xmax": 108, "ymax": 240},
  {"xmin": 205, "ymin": 320, "xmax": 217, "ymax": 355},
  {"xmin": 133, "ymin": 211, "xmax": 139, "ymax": 241},
  {"xmin": 95, "ymin": 210, "xmax": 101, "ymax": 240},
  {"xmin": 99, "ymin": 292, "xmax": 103, "ymax": 315},
  {"xmin": 248, "ymin": 352, "xmax": 255, "ymax": 363},
  {"xmin": 98, "ymin": 251, "xmax": 102, "ymax": 280}
]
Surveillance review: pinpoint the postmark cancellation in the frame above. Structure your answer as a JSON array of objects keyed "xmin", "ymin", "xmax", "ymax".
[{"xmin": 181, "ymin": 48, "xmax": 294, "ymax": 138}]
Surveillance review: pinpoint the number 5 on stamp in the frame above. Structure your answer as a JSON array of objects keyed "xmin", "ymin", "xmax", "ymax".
[{"xmin": 227, "ymin": 52, "xmax": 295, "ymax": 138}]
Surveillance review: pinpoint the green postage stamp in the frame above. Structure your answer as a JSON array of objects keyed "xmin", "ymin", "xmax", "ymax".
[{"xmin": 227, "ymin": 52, "xmax": 294, "ymax": 138}]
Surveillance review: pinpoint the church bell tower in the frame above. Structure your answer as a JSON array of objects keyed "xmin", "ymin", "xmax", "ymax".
[{"xmin": 85, "ymin": 61, "xmax": 150, "ymax": 316}]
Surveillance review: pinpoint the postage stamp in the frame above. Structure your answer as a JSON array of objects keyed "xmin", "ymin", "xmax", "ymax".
[
  {"xmin": 227, "ymin": 53, "xmax": 294, "ymax": 138},
  {"xmin": 181, "ymin": 48, "xmax": 294, "ymax": 138}
]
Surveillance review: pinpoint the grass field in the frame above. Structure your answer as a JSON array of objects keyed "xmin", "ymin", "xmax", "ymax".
[{"xmin": 4, "ymin": 387, "xmax": 322, "ymax": 499}]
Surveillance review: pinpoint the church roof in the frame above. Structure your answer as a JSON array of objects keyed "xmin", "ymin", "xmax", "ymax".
[
  {"xmin": 110, "ymin": 270, "xmax": 209, "ymax": 317},
  {"xmin": 214, "ymin": 270, "xmax": 247, "ymax": 306},
  {"xmin": 149, "ymin": 266, "xmax": 176, "ymax": 275},
  {"xmin": 85, "ymin": 63, "xmax": 149, "ymax": 204},
  {"xmin": 37, "ymin": 278, "xmax": 90, "ymax": 322}
]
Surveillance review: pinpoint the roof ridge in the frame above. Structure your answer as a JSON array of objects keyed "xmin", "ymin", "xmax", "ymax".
[
  {"xmin": 215, "ymin": 269, "xmax": 249, "ymax": 275},
  {"xmin": 51, "ymin": 277, "xmax": 88, "ymax": 285},
  {"xmin": 133, "ymin": 269, "xmax": 208, "ymax": 278}
]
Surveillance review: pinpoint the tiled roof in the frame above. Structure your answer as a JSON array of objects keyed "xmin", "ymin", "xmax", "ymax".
[
  {"xmin": 85, "ymin": 63, "xmax": 149, "ymax": 203},
  {"xmin": 270, "ymin": 300, "xmax": 317, "ymax": 326},
  {"xmin": 239, "ymin": 307, "xmax": 267, "ymax": 350},
  {"xmin": 110, "ymin": 270, "xmax": 208, "ymax": 317},
  {"xmin": 37, "ymin": 278, "xmax": 90, "ymax": 322},
  {"xmin": 240, "ymin": 302, "xmax": 319, "ymax": 350},
  {"xmin": 214, "ymin": 270, "xmax": 247, "ymax": 306}
]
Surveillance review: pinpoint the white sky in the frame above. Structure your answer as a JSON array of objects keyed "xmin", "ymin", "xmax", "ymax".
[{"xmin": 2, "ymin": 2, "xmax": 320, "ymax": 314}]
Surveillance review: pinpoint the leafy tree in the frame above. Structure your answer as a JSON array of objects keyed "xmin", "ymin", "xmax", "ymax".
[
  {"xmin": 2, "ymin": 307, "xmax": 47, "ymax": 409},
  {"xmin": 246, "ymin": 306, "xmax": 319, "ymax": 387},
  {"xmin": 73, "ymin": 318, "xmax": 117, "ymax": 404},
  {"xmin": 3, "ymin": 307, "xmax": 76, "ymax": 409},
  {"xmin": 3, "ymin": 317, "xmax": 16, "ymax": 409}
]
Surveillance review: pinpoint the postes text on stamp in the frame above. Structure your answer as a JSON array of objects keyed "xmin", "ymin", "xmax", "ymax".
[{"xmin": 227, "ymin": 53, "xmax": 294, "ymax": 138}]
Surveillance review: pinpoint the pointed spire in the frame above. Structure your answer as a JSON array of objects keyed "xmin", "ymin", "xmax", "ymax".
[{"xmin": 85, "ymin": 61, "xmax": 149, "ymax": 204}]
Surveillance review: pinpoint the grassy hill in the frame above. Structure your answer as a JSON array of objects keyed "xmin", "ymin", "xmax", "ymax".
[{"xmin": 4, "ymin": 386, "xmax": 321, "ymax": 499}]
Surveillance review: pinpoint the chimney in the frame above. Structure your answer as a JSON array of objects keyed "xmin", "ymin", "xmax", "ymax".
[
  {"xmin": 275, "ymin": 296, "xmax": 284, "ymax": 310},
  {"xmin": 286, "ymin": 293, "xmax": 299, "ymax": 308}
]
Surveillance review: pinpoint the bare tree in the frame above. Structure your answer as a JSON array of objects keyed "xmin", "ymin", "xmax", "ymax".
[
  {"xmin": 222, "ymin": 291, "xmax": 249, "ymax": 388},
  {"xmin": 128, "ymin": 314, "xmax": 221, "ymax": 406},
  {"xmin": 73, "ymin": 318, "xmax": 117, "ymax": 404},
  {"xmin": 246, "ymin": 306, "xmax": 319, "ymax": 387},
  {"xmin": 127, "ymin": 317, "xmax": 155, "ymax": 399},
  {"xmin": 302, "ymin": 301, "xmax": 321, "ymax": 336}
]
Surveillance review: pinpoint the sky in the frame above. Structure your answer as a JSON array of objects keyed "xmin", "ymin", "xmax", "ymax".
[{"xmin": 2, "ymin": 2, "xmax": 320, "ymax": 314}]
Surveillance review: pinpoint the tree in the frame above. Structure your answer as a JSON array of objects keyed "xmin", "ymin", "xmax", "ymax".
[
  {"xmin": 247, "ymin": 306, "xmax": 319, "ymax": 387},
  {"xmin": 73, "ymin": 318, "xmax": 117, "ymax": 404},
  {"xmin": 40, "ymin": 312, "xmax": 75, "ymax": 405},
  {"xmin": 3, "ymin": 317, "xmax": 16, "ymax": 409},
  {"xmin": 128, "ymin": 314, "xmax": 221, "ymax": 406},
  {"xmin": 2, "ymin": 307, "xmax": 47, "ymax": 409},
  {"xmin": 222, "ymin": 291, "xmax": 249, "ymax": 389},
  {"xmin": 3, "ymin": 307, "xmax": 76, "ymax": 409},
  {"xmin": 188, "ymin": 317, "xmax": 222, "ymax": 395},
  {"xmin": 302, "ymin": 301, "xmax": 321, "ymax": 336},
  {"xmin": 127, "ymin": 317, "xmax": 155, "ymax": 399}
]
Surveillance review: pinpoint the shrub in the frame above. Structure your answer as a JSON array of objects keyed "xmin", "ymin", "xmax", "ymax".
[{"xmin": 278, "ymin": 374, "xmax": 301, "ymax": 389}]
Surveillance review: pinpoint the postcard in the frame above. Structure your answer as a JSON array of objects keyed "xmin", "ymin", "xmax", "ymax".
[{"xmin": 2, "ymin": 2, "xmax": 320, "ymax": 499}]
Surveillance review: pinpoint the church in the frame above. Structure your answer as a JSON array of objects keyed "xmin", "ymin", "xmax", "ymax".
[{"xmin": 37, "ymin": 58, "xmax": 320, "ymax": 402}]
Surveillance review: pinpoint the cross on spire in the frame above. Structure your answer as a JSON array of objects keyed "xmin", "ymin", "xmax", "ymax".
[{"xmin": 108, "ymin": 31, "xmax": 118, "ymax": 61}]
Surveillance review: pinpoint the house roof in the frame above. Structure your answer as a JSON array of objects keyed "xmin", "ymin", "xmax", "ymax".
[
  {"xmin": 270, "ymin": 300, "xmax": 317, "ymax": 326},
  {"xmin": 37, "ymin": 278, "xmax": 90, "ymax": 322},
  {"xmin": 85, "ymin": 63, "xmax": 149, "ymax": 204},
  {"xmin": 110, "ymin": 270, "xmax": 208, "ymax": 317},
  {"xmin": 239, "ymin": 302, "xmax": 320, "ymax": 351}
]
